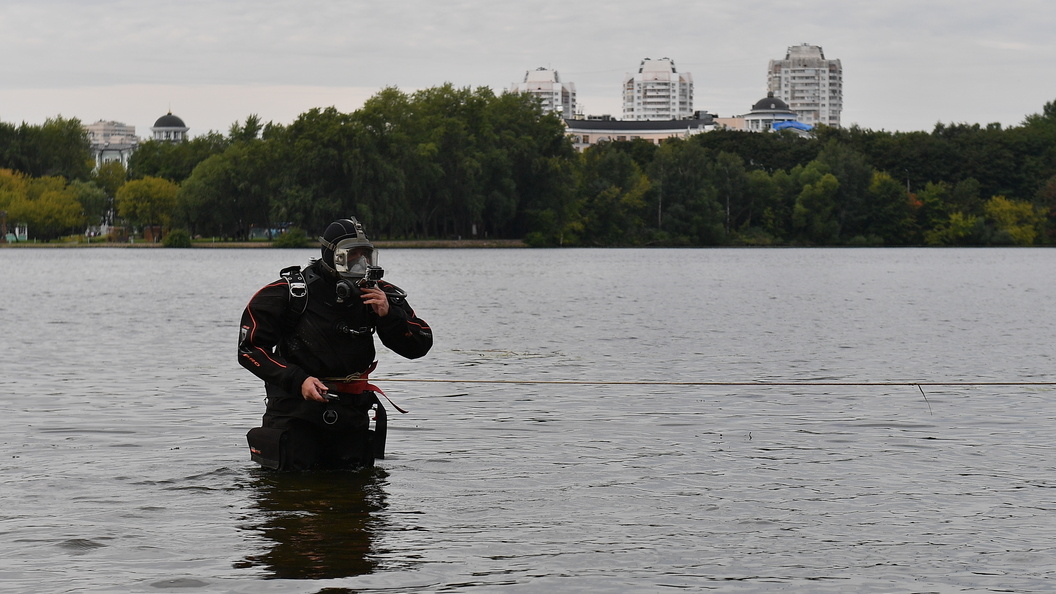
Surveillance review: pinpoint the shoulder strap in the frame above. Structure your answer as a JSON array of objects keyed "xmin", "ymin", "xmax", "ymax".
[{"xmin": 279, "ymin": 265, "xmax": 308, "ymax": 330}]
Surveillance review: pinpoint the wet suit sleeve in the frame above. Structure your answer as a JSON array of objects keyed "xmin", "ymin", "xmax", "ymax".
[
  {"xmin": 376, "ymin": 281, "xmax": 433, "ymax": 359},
  {"xmin": 237, "ymin": 280, "xmax": 311, "ymax": 394}
]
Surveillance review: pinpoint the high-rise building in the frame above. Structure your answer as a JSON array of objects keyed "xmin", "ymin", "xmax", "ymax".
[
  {"xmin": 511, "ymin": 68, "xmax": 577, "ymax": 118},
  {"xmin": 767, "ymin": 44, "xmax": 842, "ymax": 128},
  {"xmin": 622, "ymin": 58, "xmax": 693, "ymax": 121}
]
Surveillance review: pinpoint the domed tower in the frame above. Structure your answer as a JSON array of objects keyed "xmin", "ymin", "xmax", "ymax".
[
  {"xmin": 151, "ymin": 111, "xmax": 189, "ymax": 142},
  {"xmin": 743, "ymin": 92, "xmax": 801, "ymax": 132}
]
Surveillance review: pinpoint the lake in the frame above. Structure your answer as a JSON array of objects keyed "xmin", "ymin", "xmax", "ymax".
[{"xmin": 1, "ymin": 247, "xmax": 1054, "ymax": 592}]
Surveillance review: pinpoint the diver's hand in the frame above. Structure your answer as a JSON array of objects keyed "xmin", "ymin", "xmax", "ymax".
[
  {"xmin": 360, "ymin": 286, "xmax": 390, "ymax": 317},
  {"xmin": 301, "ymin": 377, "xmax": 329, "ymax": 402}
]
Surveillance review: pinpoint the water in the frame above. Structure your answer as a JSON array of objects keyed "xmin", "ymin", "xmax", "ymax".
[{"xmin": 1, "ymin": 247, "xmax": 1054, "ymax": 592}]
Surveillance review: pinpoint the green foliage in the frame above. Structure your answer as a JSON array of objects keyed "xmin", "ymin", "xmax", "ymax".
[
  {"xmin": 793, "ymin": 168, "xmax": 841, "ymax": 244},
  {"xmin": 984, "ymin": 195, "xmax": 1041, "ymax": 245},
  {"xmin": 926, "ymin": 212, "xmax": 984, "ymax": 245},
  {"xmin": 7, "ymin": 94, "xmax": 1056, "ymax": 246},
  {"xmin": 68, "ymin": 180, "xmax": 109, "ymax": 227},
  {"xmin": 577, "ymin": 143, "xmax": 651, "ymax": 245},
  {"xmin": 163, "ymin": 228, "xmax": 192, "ymax": 248},
  {"xmin": 645, "ymin": 140, "xmax": 726, "ymax": 244},
  {"xmin": 128, "ymin": 133, "xmax": 229, "ymax": 182},
  {"xmin": 91, "ymin": 161, "xmax": 127, "ymax": 197},
  {"xmin": 0, "ymin": 169, "xmax": 86, "ymax": 240},
  {"xmin": 865, "ymin": 171, "xmax": 914, "ymax": 244},
  {"xmin": 273, "ymin": 227, "xmax": 310, "ymax": 248},
  {"xmin": 116, "ymin": 176, "xmax": 179, "ymax": 233},
  {"xmin": 0, "ymin": 117, "xmax": 93, "ymax": 180}
]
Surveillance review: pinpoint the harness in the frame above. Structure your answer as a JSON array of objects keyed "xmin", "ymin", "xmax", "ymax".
[
  {"xmin": 277, "ymin": 264, "xmax": 408, "ymax": 414},
  {"xmin": 247, "ymin": 264, "xmax": 411, "ymax": 469}
]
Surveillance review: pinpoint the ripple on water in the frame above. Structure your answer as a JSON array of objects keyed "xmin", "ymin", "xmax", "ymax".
[{"xmin": 2, "ymin": 248, "xmax": 1056, "ymax": 591}]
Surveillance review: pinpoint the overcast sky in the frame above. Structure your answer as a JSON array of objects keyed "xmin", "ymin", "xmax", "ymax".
[{"xmin": 2, "ymin": 0, "xmax": 1053, "ymax": 138}]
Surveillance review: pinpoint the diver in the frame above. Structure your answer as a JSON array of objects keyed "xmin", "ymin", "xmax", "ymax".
[{"xmin": 239, "ymin": 217, "xmax": 432, "ymax": 470}]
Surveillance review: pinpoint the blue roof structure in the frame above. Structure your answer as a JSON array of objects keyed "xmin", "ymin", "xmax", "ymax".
[{"xmin": 772, "ymin": 121, "xmax": 813, "ymax": 132}]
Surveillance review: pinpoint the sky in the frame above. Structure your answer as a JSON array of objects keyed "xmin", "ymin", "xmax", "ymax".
[{"xmin": 1, "ymin": 0, "xmax": 1054, "ymax": 138}]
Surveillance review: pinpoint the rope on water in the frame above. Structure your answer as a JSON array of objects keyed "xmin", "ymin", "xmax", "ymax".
[
  {"xmin": 375, "ymin": 379, "xmax": 1056, "ymax": 387},
  {"xmin": 374, "ymin": 379, "xmax": 1056, "ymax": 416}
]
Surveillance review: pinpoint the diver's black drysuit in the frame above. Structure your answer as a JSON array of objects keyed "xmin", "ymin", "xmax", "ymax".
[{"xmin": 238, "ymin": 261, "xmax": 432, "ymax": 470}]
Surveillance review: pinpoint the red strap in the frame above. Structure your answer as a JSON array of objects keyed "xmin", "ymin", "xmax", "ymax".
[{"xmin": 330, "ymin": 362, "xmax": 408, "ymax": 414}]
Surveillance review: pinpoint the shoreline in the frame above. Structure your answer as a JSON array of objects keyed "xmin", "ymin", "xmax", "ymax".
[{"xmin": 0, "ymin": 238, "xmax": 528, "ymax": 249}]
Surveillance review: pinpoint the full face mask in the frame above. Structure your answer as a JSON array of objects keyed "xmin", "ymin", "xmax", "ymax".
[
  {"xmin": 319, "ymin": 218, "xmax": 384, "ymax": 303},
  {"xmin": 333, "ymin": 242, "xmax": 374, "ymax": 278}
]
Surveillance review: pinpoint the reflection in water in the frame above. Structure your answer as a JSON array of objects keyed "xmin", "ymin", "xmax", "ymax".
[{"xmin": 237, "ymin": 467, "xmax": 389, "ymax": 580}]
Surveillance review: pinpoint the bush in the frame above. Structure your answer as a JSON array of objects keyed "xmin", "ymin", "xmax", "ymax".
[
  {"xmin": 273, "ymin": 227, "xmax": 310, "ymax": 248},
  {"xmin": 163, "ymin": 229, "xmax": 193, "ymax": 248}
]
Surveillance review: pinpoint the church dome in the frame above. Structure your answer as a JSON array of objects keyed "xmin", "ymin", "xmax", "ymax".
[
  {"xmin": 751, "ymin": 92, "xmax": 790, "ymax": 112},
  {"xmin": 153, "ymin": 112, "xmax": 187, "ymax": 128}
]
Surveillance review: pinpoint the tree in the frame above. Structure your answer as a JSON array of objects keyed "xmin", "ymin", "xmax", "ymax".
[
  {"xmin": 68, "ymin": 181, "xmax": 109, "ymax": 229},
  {"xmin": 0, "ymin": 117, "xmax": 93, "ymax": 181},
  {"xmin": 984, "ymin": 195, "xmax": 1041, "ymax": 245},
  {"xmin": 348, "ymin": 87, "xmax": 416, "ymax": 237},
  {"xmin": 92, "ymin": 161, "xmax": 126, "ymax": 197},
  {"xmin": 115, "ymin": 176, "xmax": 179, "ymax": 239},
  {"xmin": 1, "ymin": 174, "xmax": 85, "ymax": 240},
  {"xmin": 645, "ymin": 140, "xmax": 725, "ymax": 245},
  {"xmin": 228, "ymin": 114, "xmax": 265, "ymax": 143},
  {"xmin": 792, "ymin": 163, "xmax": 840, "ymax": 244},
  {"xmin": 176, "ymin": 154, "xmax": 231, "ymax": 238},
  {"xmin": 814, "ymin": 140, "xmax": 872, "ymax": 240},
  {"xmin": 480, "ymin": 91, "xmax": 575, "ymax": 238},
  {"xmin": 863, "ymin": 171, "xmax": 912, "ymax": 244},
  {"xmin": 693, "ymin": 127, "xmax": 818, "ymax": 173},
  {"xmin": 1033, "ymin": 175, "xmax": 1056, "ymax": 242},
  {"xmin": 576, "ymin": 143, "xmax": 651, "ymax": 245},
  {"xmin": 0, "ymin": 168, "xmax": 29, "ymax": 210},
  {"xmin": 269, "ymin": 107, "xmax": 359, "ymax": 230},
  {"xmin": 712, "ymin": 151, "xmax": 748, "ymax": 235},
  {"xmin": 913, "ymin": 182, "xmax": 954, "ymax": 243},
  {"xmin": 737, "ymin": 169, "xmax": 784, "ymax": 244},
  {"xmin": 925, "ymin": 212, "xmax": 984, "ymax": 246},
  {"xmin": 128, "ymin": 133, "xmax": 229, "ymax": 182},
  {"xmin": 86, "ymin": 160, "xmax": 126, "ymax": 227}
]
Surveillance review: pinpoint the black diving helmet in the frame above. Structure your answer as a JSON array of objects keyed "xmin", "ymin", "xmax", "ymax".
[{"xmin": 319, "ymin": 217, "xmax": 384, "ymax": 302}]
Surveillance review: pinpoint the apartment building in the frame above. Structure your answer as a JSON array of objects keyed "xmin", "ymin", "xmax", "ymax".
[
  {"xmin": 511, "ymin": 67, "xmax": 577, "ymax": 118},
  {"xmin": 622, "ymin": 58, "xmax": 694, "ymax": 121},
  {"xmin": 767, "ymin": 43, "xmax": 842, "ymax": 128}
]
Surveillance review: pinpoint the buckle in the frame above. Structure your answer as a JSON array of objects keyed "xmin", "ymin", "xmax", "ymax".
[{"xmin": 288, "ymin": 280, "xmax": 307, "ymax": 298}]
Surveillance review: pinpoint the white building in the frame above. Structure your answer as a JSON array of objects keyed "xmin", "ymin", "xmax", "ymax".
[
  {"xmin": 622, "ymin": 58, "xmax": 694, "ymax": 121},
  {"xmin": 742, "ymin": 92, "xmax": 802, "ymax": 132},
  {"xmin": 511, "ymin": 67, "xmax": 577, "ymax": 118},
  {"xmin": 84, "ymin": 120, "xmax": 139, "ymax": 168},
  {"xmin": 564, "ymin": 114, "xmax": 715, "ymax": 151},
  {"xmin": 151, "ymin": 111, "xmax": 189, "ymax": 142},
  {"xmin": 767, "ymin": 43, "xmax": 843, "ymax": 128}
]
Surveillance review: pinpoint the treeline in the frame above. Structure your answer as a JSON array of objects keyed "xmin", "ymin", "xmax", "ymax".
[{"xmin": 2, "ymin": 87, "xmax": 1056, "ymax": 246}]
